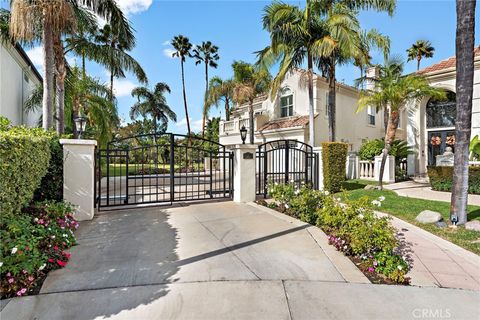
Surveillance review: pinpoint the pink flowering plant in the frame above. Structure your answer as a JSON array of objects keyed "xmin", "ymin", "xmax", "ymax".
[{"xmin": 1, "ymin": 201, "xmax": 78, "ymax": 298}]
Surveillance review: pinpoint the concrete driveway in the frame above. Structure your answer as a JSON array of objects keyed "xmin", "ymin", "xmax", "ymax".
[{"xmin": 1, "ymin": 201, "xmax": 479, "ymax": 320}]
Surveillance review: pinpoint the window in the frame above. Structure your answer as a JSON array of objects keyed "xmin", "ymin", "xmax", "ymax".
[
  {"xmin": 426, "ymin": 91, "xmax": 456, "ymax": 128},
  {"xmin": 367, "ymin": 106, "xmax": 375, "ymax": 126},
  {"xmin": 280, "ymin": 94, "xmax": 293, "ymax": 117}
]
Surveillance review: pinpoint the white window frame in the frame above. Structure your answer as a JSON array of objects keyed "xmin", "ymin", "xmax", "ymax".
[
  {"xmin": 280, "ymin": 88, "xmax": 294, "ymax": 118},
  {"xmin": 367, "ymin": 106, "xmax": 376, "ymax": 126}
]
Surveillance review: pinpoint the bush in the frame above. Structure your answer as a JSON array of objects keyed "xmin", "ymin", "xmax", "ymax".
[
  {"xmin": 359, "ymin": 139, "xmax": 383, "ymax": 161},
  {"xmin": 321, "ymin": 142, "xmax": 348, "ymax": 193},
  {"xmin": 34, "ymin": 134, "xmax": 64, "ymax": 202},
  {"xmin": 427, "ymin": 166, "xmax": 480, "ymax": 194},
  {"xmin": 0, "ymin": 127, "xmax": 51, "ymax": 215},
  {"xmin": 1, "ymin": 201, "xmax": 78, "ymax": 298}
]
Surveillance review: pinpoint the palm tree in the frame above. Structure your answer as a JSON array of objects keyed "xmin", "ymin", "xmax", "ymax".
[
  {"xmin": 94, "ymin": 24, "xmax": 147, "ymax": 100},
  {"xmin": 451, "ymin": 1, "xmax": 476, "ymax": 226},
  {"xmin": 0, "ymin": 9, "xmax": 11, "ymax": 43},
  {"xmin": 257, "ymin": 1, "xmax": 323, "ymax": 146},
  {"xmin": 192, "ymin": 41, "xmax": 220, "ymax": 137},
  {"xmin": 357, "ymin": 58, "xmax": 445, "ymax": 189},
  {"xmin": 171, "ymin": 35, "xmax": 193, "ymax": 136},
  {"xmin": 129, "ymin": 82, "xmax": 177, "ymax": 134},
  {"xmin": 10, "ymin": 0, "xmax": 132, "ymax": 131},
  {"xmin": 207, "ymin": 76, "xmax": 235, "ymax": 121},
  {"xmin": 407, "ymin": 40, "xmax": 435, "ymax": 71},
  {"xmin": 232, "ymin": 61, "xmax": 271, "ymax": 144}
]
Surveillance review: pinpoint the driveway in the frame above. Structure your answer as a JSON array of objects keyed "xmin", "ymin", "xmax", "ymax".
[{"xmin": 1, "ymin": 201, "xmax": 479, "ymax": 319}]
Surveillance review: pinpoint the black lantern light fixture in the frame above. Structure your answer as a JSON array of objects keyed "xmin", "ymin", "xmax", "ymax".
[
  {"xmin": 73, "ymin": 116, "xmax": 87, "ymax": 139},
  {"xmin": 240, "ymin": 125, "xmax": 247, "ymax": 144}
]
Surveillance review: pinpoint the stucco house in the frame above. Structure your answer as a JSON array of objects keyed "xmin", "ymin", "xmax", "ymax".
[
  {"xmin": 219, "ymin": 69, "xmax": 386, "ymax": 151},
  {"xmin": 0, "ymin": 40, "xmax": 42, "ymax": 127},
  {"xmin": 405, "ymin": 46, "xmax": 480, "ymax": 176}
]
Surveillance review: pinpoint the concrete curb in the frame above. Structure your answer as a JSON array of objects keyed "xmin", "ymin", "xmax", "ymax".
[{"xmin": 247, "ymin": 202, "xmax": 370, "ymax": 284}]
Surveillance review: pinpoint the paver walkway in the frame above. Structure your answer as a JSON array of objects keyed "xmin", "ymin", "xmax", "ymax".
[
  {"xmin": 384, "ymin": 180, "xmax": 480, "ymax": 205},
  {"xmin": 1, "ymin": 202, "xmax": 479, "ymax": 320}
]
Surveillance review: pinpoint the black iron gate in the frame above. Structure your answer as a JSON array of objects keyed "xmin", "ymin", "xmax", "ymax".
[
  {"xmin": 95, "ymin": 133, "xmax": 233, "ymax": 209},
  {"xmin": 256, "ymin": 140, "xmax": 319, "ymax": 197}
]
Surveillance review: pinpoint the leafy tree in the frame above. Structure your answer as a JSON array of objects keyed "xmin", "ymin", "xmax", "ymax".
[
  {"xmin": 207, "ymin": 76, "xmax": 235, "ymax": 121},
  {"xmin": 451, "ymin": 1, "xmax": 476, "ymax": 225},
  {"xmin": 129, "ymin": 82, "xmax": 177, "ymax": 134},
  {"xmin": 231, "ymin": 61, "xmax": 271, "ymax": 144},
  {"xmin": 193, "ymin": 41, "xmax": 219, "ymax": 137},
  {"xmin": 357, "ymin": 58, "xmax": 445, "ymax": 189},
  {"xmin": 407, "ymin": 40, "xmax": 435, "ymax": 71},
  {"xmin": 171, "ymin": 35, "xmax": 193, "ymax": 136}
]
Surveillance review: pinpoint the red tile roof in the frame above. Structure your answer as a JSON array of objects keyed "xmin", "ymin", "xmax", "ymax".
[
  {"xmin": 417, "ymin": 46, "xmax": 480, "ymax": 74},
  {"xmin": 259, "ymin": 115, "xmax": 310, "ymax": 131}
]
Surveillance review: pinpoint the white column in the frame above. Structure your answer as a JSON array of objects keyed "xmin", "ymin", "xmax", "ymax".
[
  {"xmin": 60, "ymin": 139, "xmax": 97, "ymax": 221},
  {"xmin": 313, "ymin": 147, "xmax": 324, "ymax": 190},
  {"xmin": 346, "ymin": 153, "xmax": 359, "ymax": 180},
  {"xmin": 232, "ymin": 144, "xmax": 257, "ymax": 203},
  {"xmin": 374, "ymin": 155, "xmax": 395, "ymax": 183}
]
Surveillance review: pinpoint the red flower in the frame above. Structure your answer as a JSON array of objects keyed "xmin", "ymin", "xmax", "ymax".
[
  {"xmin": 48, "ymin": 258, "xmax": 54, "ymax": 263},
  {"xmin": 62, "ymin": 252, "xmax": 71, "ymax": 259},
  {"xmin": 53, "ymin": 246, "xmax": 59, "ymax": 251},
  {"xmin": 56, "ymin": 260, "xmax": 67, "ymax": 267}
]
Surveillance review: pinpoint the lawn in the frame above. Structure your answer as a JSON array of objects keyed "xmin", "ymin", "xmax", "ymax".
[
  {"xmin": 339, "ymin": 180, "xmax": 480, "ymax": 255},
  {"xmin": 100, "ymin": 163, "xmax": 205, "ymax": 177}
]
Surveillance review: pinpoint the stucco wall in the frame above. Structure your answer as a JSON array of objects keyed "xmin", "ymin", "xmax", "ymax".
[{"xmin": 0, "ymin": 42, "xmax": 41, "ymax": 127}]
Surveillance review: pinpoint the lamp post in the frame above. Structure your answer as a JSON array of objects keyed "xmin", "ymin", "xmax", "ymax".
[
  {"xmin": 73, "ymin": 116, "xmax": 87, "ymax": 139},
  {"xmin": 240, "ymin": 125, "xmax": 247, "ymax": 144}
]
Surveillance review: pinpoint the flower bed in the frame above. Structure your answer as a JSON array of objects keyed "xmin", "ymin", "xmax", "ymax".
[
  {"xmin": 258, "ymin": 183, "xmax": 410, "ymax": 285},
  {"xmin": 0, "ymin": 201, "xmax": 79, "ymax": 299}
]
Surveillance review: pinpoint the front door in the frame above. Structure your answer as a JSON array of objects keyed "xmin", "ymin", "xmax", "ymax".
[{"xmin": 427, "ymin": 130, "xmax": 455, "ymax": 166}]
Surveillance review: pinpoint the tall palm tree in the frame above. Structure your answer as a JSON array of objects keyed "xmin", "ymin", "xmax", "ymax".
[
  {"xmin": 171, "ymin": 35, "xmax": 193, "ymax": 136},
  {"xmin": 407, "ymin": 40, "xmax": 435, "ymax": 71},
  {"xmin": 94, "ymin": 24, "xmax": 147, "ymax": 100},
  {"xmin": 207, "ymin": 76, "xmax": 235, "ymax": 121},
  {"xmin": 357, "ymin": 58, "xmax": 445, "ymax": 189},
  {"xmin": 0, "ymin": 9, "xmax": 11, "ymax": 43},
  {"xmin": 258, "ymin": 1, "xmax": 322, "ymax": 146},
  {"xmin": 10, "ymin": 0, "xmax": 132, "ymax": 131},
  {"xmin": 232, "ymin": 61, "xmax": 271, "ymax": 144},
  {"xmin": 193, "ymin": 41, "xmax": 220, "ymax": 137},
  {"xmin": 450, "ymin": 1, "xmax": 476, "ymax": 226},
  {"xmin": 130, "ymin": 82, "xmax": 177, "ymax": 134}
]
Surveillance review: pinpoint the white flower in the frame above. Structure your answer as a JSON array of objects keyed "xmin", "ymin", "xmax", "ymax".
[
  {"xmin": 324, "ymin": 191, "xmax": 330, "ymax": 196},
  {"xmin": 371, "ymin": 200, "xmax": 381, "ymax": 207},
  {"xmin": 285, "ymin": 204, "xmax": 289, "ymax": 209},
  {"xmin": 378, "ymin": 196, "xmax": 385, "ymax": 202},
  {"xmin": 294, "ymin": 189, "xmax": 300, "ymax": 195},
  {"xmin": 11, "ymin": 247, "xmax": 17, "ymax": 254},
  {"xmin": 358, "ymin": 214, "xmax": 364, "ymax": 219},
  {"xmin": 397, "ymin": 265, "xmax": 403, "ymax": 271},
  {"xmin": 34, "ymin": 218, "xmax": 38, "ymax": 222},
  {"xmin": 63, "ymin": 234, "xmax": 68, "ymax": 238},
  {"xmin": 0, "ymin": 262, "xmax": 3, "ymax": 267},
  {"xmin": 51, "ymin": 235, "xmax": 55, "ymax": 239},
  {"xmin": 39, "ymin": 264, "xmax": 46, "ymax": 271},
  {"xmin": 336, "ymin": 197, "xmax": 341, "ymax": 202}
]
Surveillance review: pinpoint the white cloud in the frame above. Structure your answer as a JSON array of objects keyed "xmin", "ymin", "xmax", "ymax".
[
  {"xmin": 25, "ymin": 46, "xmax": 43, "ymax": 72},
  {"xmin": 163, "ymin": 48, "xmax": 176, "ymax": 59},
  {"xmin": 176, "ymin": 117, "xmax": 203, "ymax": 132},
  {"xmin": 113, "ymin": 79, "xmax": 137, "ymax": 97},
  {"xmin": 162, "ymin": 40, "xmax": 170, "ymax": 46},
  {"xmin": 115, "ymin": 0, "xmax": 152, "ymax": 16}
]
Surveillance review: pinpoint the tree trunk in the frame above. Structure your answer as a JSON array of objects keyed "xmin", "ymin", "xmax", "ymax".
[
  {"xmin": 54, "ymin": 34, "xmax": 65, "ymax": 135},
  {"xmin": 378, "ymin": 110, "xmax": 400, "ymax": 189},
  {"xmin": 225, "ymin": 98, "xmax": 230, "ymax": 121},
  {"xmin": 416, "ymin": 56, "xmax": 421, "ymax": 71},
  {"xmin": 384, "ymin": 107, "xmax": 389, "ymax": 134},
  {"xmin": 109, "ymin": 42, "xmax": 115, "ymax": 101},
  {"xmin": 328, "ymin": 58, "xmax": 336, "ymax": 142},
  {"xmin": 249, "ymin": 100, "xmax": 254, "ymax": 145},
  {"xmin": 202, "ymin": 62, "xmax": 208, "ymax": 138},
  {"xmin": 181, "ymin": 60, "xmax": 191, "ymax": 136},
  {"xmin": 451, "ymin": 0, "xmax": 476, "ymax": 225},
  {"xmin": 42, "ymin": 17, "xmax": 54, "ymax": 130},
  {"xmin": 307, "ymin": 54, "xmax": 315, "ymax": 146}
]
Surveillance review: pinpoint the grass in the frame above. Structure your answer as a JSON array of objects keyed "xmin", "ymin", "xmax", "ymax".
[
  {"xmin": 100, "ymin": 163, "xmax": 205, "ymax": 177},
  {"xmin": 339, "ymin": 180, "xmax": 480, "ymax": 255}
]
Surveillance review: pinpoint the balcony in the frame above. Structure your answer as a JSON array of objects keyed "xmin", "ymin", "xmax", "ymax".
[{"xmin": 220, "ymin": 118, "xmax": 252, "ymax": 135}]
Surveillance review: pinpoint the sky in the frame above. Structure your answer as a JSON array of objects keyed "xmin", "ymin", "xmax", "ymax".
[{"xmin": 3, "ymin": 0, "xmax": 480, "ymax": 134}]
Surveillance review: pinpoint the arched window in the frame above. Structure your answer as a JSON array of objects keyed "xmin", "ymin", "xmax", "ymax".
[
  {"xmin": 280, "ymin": 87, "xmax": 293, "ymax": 118},
  {"xmin": 426, "ymin": 91, "xmax": 456, "ymax": 129}
]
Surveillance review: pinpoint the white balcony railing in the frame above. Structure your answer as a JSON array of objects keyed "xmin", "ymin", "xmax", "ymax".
[
  {"xmin": 359, "ymin": 160, "xmax": 375, "ymax": 180},
  {"xmin": 220, "ymin": 118, "xmax": 251, "ymax": 135}
]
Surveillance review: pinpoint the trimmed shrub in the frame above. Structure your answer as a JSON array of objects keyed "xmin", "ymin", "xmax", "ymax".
[
  {"xmin": 34, "ymin": 134, "xmax": 63, "ymax": 202},
  {"xmin": 321, "ymin": 142, "xmax": 348, "ymax": 193},
  {"xmin": 427, "ymin": 166, "xmax": 480, "ymax": 194},
  {"xmin": 0, "ymin": 127, "xmax": 51, "ymax": 215}
]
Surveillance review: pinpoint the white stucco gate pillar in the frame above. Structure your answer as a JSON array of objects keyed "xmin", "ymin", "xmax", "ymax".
[
  {"xmin": 232, "ymin": 144, "xmax": 256, "ymax": 203},
  {"xmin": 60, "ymin": 139, "xmax": 97, "ymax": 221},
  {"xmin": 312, "ymin": 147, "xmax": 324, "ymax": 190}
]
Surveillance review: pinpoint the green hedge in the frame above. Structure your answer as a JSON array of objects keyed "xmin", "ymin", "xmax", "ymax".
[
  {"xmin": 0, "ymin": 127, "xmax": 51, "ymax": 215},
  {"xmin": 427, "ymin": 166, "xmax": 480, "ymax": 194},
  {"xmin": 33, "ymin": 135, "xmax": 63, "ymax": 202},
  {"xmin": 322, "ymin": 142, "xmax": 348, "ymax": 193}
]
